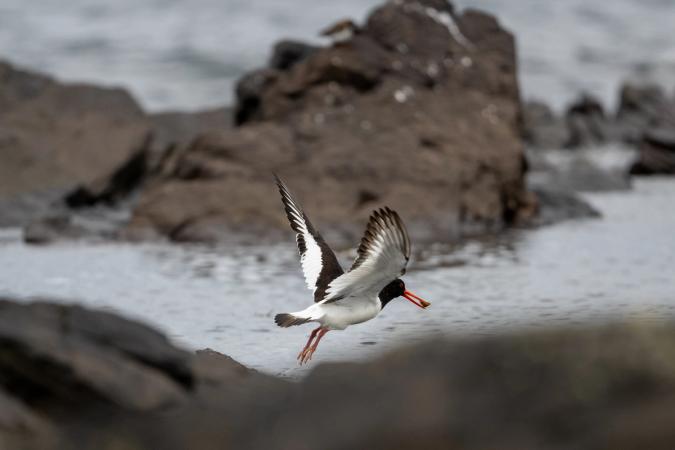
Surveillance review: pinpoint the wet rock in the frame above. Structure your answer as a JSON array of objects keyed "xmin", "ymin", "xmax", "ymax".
[
  {"xmin": 630, "ymin": 127, "xmax": 675, "ymax": 174},
  {"xmin": 521, "ymin": 100, "xmax": 570, "ymax": 149},
  {"xmin": 269, "ymin": 40, "xmax": 320, "ymax": 71},
  {"xmin": 132, "ymin": 0, "xmax": 533, "ymax": 244}
]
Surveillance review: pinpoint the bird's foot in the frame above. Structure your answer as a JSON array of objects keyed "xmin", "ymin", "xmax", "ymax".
[
  {"xmin": 298, "ymin": 347, "xmax": 315, "ymax": 365},
  {"xmin": 297, "ymin": 328, "xmax": 328, "ymax": 365}
]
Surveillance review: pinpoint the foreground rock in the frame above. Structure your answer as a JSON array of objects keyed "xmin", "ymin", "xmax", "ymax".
[
  {"xmin": 3, "ymin": 298, "xmax": 675, "ymax": 449},
  {"xmin": 129, "ymin": 0, "xmax": 536, "ymax": 244},
  {"xmin": 0, "ymin": 298, "xmax": 283, "ymax": 449}
]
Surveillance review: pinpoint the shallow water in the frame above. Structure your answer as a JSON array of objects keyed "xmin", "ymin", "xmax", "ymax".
[
  {"xmin": 1, "ymin": 0, "xmax": 673, "ymax": 111},
  {"xmin": 0, "ymin": 178, "xmax": 674, "ymax": 376}
]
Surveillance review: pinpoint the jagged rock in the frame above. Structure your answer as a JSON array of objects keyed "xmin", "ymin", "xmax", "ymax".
[{"xmin": 131, "ymin": 0, "xmax": 533, "ymax": 244}]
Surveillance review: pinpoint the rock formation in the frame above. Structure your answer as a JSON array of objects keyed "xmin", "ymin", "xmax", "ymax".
[{"xmin": 128, "ymin": 0, "xmax": 536, "ymax": 244}]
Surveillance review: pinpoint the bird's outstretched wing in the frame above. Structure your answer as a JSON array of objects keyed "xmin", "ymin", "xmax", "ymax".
[
  {"xmin": 275, "ymin": 175, "xmax": 344, "ymax": 302},
  {"xmin": 321, "ymin": 207, "xmax": 410, "ymax": 303}
]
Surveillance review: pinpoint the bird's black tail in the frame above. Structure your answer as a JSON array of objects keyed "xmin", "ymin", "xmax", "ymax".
[{"xmin": 274, "ymin": 313, "xmax": 310, "ymax": 328}]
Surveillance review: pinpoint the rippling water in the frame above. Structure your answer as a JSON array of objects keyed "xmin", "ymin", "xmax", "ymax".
[
  {"xmin": 1, "ymin": 178, "xmax": 673, "ymax": 376},
  {"xmin": 0, "ymin": 0, "xmax": 673, "ymax": 111}
]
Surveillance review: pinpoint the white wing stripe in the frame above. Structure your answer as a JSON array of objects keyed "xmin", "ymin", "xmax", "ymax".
[
  {"xmin": 301, "ymin": 235, "xmax": 323, "ymax": 294},
  {"xmin": 276, "ymin": 175, "xmax": 345, "ymax": 300}
]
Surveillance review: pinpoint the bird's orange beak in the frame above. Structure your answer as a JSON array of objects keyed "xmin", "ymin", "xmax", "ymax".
[{"xmin": 403, "ymin": 290, "xmax": 431, "ymax": 309}]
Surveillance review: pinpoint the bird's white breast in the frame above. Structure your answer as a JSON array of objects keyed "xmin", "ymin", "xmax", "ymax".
[{"xmin": 318, "ymin": 295, "xmax": 381, "ymax": 330}]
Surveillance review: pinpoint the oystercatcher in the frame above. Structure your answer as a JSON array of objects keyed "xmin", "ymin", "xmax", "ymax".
[{"xmin": 274, "ymin": 176, "xmax": 430, "ymax": 364}]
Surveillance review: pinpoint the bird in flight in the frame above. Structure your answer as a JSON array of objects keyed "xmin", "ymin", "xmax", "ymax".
[{"xmin": 274, "ymin": 176, "xmax": 430, "ymax": 364}]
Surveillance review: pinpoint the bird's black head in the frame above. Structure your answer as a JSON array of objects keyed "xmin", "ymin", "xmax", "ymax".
[
  {"xmin": 378, "ymin": 279, "xmax": 406, "ymax": 308},
  {"xmin": 378, "ymin": 279, "xmax": 431, "ymax": 310}
]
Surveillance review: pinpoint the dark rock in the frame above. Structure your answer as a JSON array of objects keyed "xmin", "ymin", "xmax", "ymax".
[
  {"xmin": 565, "ymin": 93, "xmax": 614, "ymax": 148},
  {"xmin": 616, "ymin": 83, "xmax": 675, "ymax": 144},
  {"xmin": 642, "ymin": 127, "xmax": 675, "ymax": 150},
  {"xmin": 4, "ymin": 298, "xmax": 675, "ymax": 449},
  {"xmin": 617, "ymin": 83, "xmax": 668, "ymax": 122},
  {"xmin": 193, "ymin": 348, "xmax": 253, "ymax": 383},
  {"xmin": 65, "ymin": 135, "xmax": 151, "ymax": 208},
  {"xmin": 0, "ymin": 387, "xmax": 56, "ymax": 449},
  {"xmin": 0, "ymin": 299, "xmax": 192, "ymax": 412},
  {"xmin": 523, "ymin": 83, "xmax": 675, "ymax": 156},
  {"xmin": 522, "ymin": 100, "xmax": 570, "ymax": 149},
  {"xmin": 630, "ymin": 127, "xmax": 675, "ymax": 174},
  {"xmin": 269, "ymin": 40, "xmax": 320, "ymax": 71},
  {"xmin": 132, "ymin": 0, "xmax": 534, "ymax": 244},
  {"xmin": 234, "ymin": 68, "xmax": 280, "ymax": 125}
]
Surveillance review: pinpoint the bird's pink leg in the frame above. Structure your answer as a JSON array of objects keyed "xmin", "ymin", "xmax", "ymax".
[
  {"xmin": 297, "ymin": 327, "xmax": 321, "ymax": 362},
  {"xmin": 301, "ymin": 328, "xmax": 329, "ymax": 364}
]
